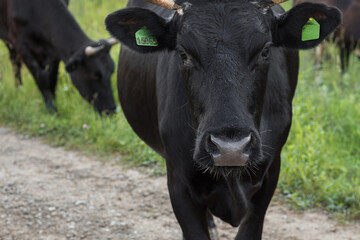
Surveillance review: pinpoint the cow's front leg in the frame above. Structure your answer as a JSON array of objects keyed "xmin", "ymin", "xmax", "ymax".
[
  {"xmin": 47, "ymin": 59, "xmax": 60, "ymax": 99},
  {"xmin": 167, "ymin": 171, "xmax": 211, "ymax": 240},
  {"xmin": 6, "ymin": 43, "xmax": 22, "ymax": 86},
  {"xmin": 19, "ymin": 43, "xmax": 58, "ymax": 113},
  {"xmin": 235, "ymin": 154, "xmax": 281, "ymax": 240}
]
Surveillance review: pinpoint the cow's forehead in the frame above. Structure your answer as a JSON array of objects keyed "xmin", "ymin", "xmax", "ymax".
[
  {"xmin": 177, "ymin": 2, "xmax": 271, "ymax": 52},
  {"xmin": 181, "ymin": 3, "xmax": 269, "ymax": 35}
]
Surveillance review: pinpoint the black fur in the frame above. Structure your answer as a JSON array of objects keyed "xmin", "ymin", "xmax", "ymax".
[
  {"xmin": 106, "ymin": 1, "xmax": 341, "ymax": 239},
  {"xmin": 0, "ymin": 0, "xmax": 116, "ymax": 114}
]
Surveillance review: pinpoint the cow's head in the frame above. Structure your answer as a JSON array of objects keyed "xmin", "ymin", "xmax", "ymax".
[
  {"xmin": 106, "ymin": 0, "xmax": 341, "ymax": 175},
  {"xmin": 65, "ymin": 39, "xmax": 118, "ymax": 115}
]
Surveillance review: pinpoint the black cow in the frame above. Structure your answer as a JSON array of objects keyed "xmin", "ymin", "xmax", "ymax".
[
  {"xmin": 1, "ymin": 0, "xmax": 69, "ymax": 86},
  {"xmin": 106, "ymin": 0, "xmax": 341, "ymax": 239},
  {"xmin": 294, "ymin": 0, "xmax": 360, "ymax": 72},
  {"xmin": 0, "ymin": 0, "xmax": 117, "ymax": 113}
]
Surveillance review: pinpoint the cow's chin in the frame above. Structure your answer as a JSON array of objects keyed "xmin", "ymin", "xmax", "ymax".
[{"xmin": 193, "ymin": 145, "xmax": 263, "ymax": 179}]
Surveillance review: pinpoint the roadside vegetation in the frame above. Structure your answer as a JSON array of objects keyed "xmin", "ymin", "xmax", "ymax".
[{"xmin": 0, "ymin": 0, "xmax": 358, "ymax": 219}]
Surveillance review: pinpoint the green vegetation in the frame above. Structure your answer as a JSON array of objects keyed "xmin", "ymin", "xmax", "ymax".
[
  {"xmin": 0, "ymin": 0, "xmax": 164, "ymax": 173},
  {"xmin": 0, "ymin": 0, "xmax": 359, "ymax": 219},
  {"xmin": 280, "ymin": 44, "xmax": 360, "ymax": 219}
]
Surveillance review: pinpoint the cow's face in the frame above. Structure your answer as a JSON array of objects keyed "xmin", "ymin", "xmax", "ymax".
[
  {"xmin": 66, "ymin": 43, "xmax": 116, "ymax": 115},
  {"xmin": 106, "ymin": 1, "xmax": 340, "ymax": 174},
  {"xmin": 175, "ymin": 3, "xmax": 274, "ymax": 173}
]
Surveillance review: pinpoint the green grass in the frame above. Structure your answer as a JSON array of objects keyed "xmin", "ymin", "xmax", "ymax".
[
  {"xmin": 279, "ymin": 44, "xmax": 360, "ymax": 219},
  {"xmin": 0, "ymin": 0, "xmax": 359, "ymax": 219},
  {"xmin": 0, "ymin": 0, "xmax": 164, "ymax": 174}
]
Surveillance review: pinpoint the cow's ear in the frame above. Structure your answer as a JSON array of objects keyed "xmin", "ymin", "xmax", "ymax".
[
  {"xmin": 105, "ymin": 8, "xmax": 176, "ymax": 53},
  {"xmin": 273, "ymin": 2, "xmax": 341, "ymax": 49},
  {"xmin": 65, "ymin": 50, "xmax": 84, "ymax": 72}
]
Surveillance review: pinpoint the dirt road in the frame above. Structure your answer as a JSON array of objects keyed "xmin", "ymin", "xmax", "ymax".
[{"xmin": 0, "ymin": 127, "xmax": 359, "ymax": 240}]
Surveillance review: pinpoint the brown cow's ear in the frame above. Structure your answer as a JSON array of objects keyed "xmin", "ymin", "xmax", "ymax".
[
  {"xmin": 273, "ymin": 2, "xmax": 341, "ymax": 49},
  {"xmin": 105, "ymin": 8, "xmax": 176, "ymax": 53}
]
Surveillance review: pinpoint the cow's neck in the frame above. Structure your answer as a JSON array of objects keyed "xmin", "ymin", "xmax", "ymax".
[
  {"xmin": 44, "ymin": 3, "xmax": 93, "ymax": 62},
  {"xmin": 54, "ymin": 28, "xmax": 92, "ymax": 62}
]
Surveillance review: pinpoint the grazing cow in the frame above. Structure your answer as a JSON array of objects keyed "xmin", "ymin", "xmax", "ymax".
[
  {"xmin": 106, "ymin": 0, "xmax": 341, "ymax": 239},
  {"xmin": 1, "ymin": 0, "xmax": 69, "ymax": 87},
  {"xmin": 294, "ymin": 0, "xmax": 360, "ymax": 72},
  {"xmin": 0, "ymin": 0, "xmax": 117, "ymax": 113}
]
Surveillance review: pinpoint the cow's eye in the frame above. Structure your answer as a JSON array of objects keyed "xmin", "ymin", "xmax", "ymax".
[
  {"xmin": 180, "ymin": 52, "xmax": 188, "ymax": 63},
  {"xmin": 178, "ymin": 50, "xmax": 190, "ymax": 65},
  {"xmin": 261, "ymin": 42, "xmax": 273, "ymax": 60},
  {"xmin": 261, "ymin": 48, "xmax": 269, "ymax": 59},
  {"xmin": 91, "ymin": 72, "xmax": 102, "ymax": 81}
]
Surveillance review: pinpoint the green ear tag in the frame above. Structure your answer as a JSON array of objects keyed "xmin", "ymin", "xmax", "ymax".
[
  {"xmin": 302, "ymin": 18, "xmax": 320, "ymax": 41},
  {"xmin": 135, "ymin": 26, "xmax": 158, "ymax": 47}
]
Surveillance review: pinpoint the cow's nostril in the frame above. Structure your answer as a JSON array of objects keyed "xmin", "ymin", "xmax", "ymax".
[
  {"xmin": 206, "ymin": 135, "xmax": 221, "ymax": 158},
  {"xmin": 209, "ymin": 134, "xmax": 252, "ymax": 167},
  {"xmin": 210, "ymin": 134, "xmax": 251, "ymax": 156}
]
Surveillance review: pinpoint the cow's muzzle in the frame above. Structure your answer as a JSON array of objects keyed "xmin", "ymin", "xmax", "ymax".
[
  {"xmin": 206, "ymin": 134, "xmax": 252, "ymax": 167},
  {"xmin": 208, "ymin": 134, "xmax": 252, "ymax": 166}
]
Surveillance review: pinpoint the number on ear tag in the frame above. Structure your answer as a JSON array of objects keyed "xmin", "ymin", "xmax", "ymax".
[
  {"xmin": 302, "ymin": 18, "xmax": 320, "ymax": 42},
  {"xmin": 135, "ymin": 26, "xmax": 158, "ymax": 47}
]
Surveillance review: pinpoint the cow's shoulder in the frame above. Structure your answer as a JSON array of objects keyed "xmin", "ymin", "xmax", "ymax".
[{"xmin": 9, "ymin": 0, "xmax": 31, "ymax": 25}]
